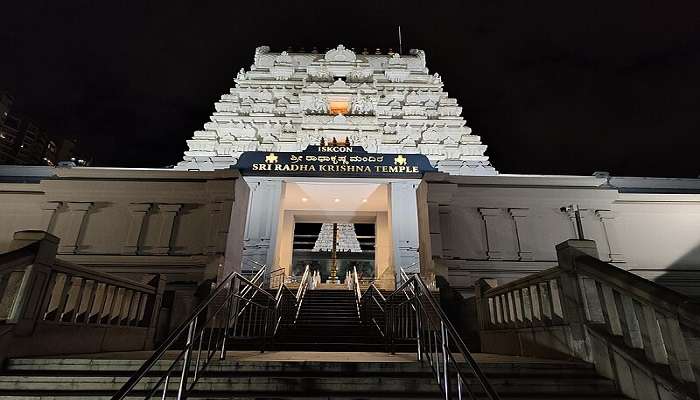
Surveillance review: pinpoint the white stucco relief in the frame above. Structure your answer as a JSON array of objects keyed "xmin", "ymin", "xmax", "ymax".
[{"xmin": 176, "ymin": 45, "xmax": 496, "ymax": 176}]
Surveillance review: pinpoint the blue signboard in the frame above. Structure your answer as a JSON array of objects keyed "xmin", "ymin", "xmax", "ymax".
[{"xmin": 234, "ymin": 145, "xmax": 437, "ymax": 178}]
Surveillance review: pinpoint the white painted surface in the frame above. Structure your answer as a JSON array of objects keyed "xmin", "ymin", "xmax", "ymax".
[{"xmin": 176, "ymin": 45, "xmax": 496, "ymax": 176}]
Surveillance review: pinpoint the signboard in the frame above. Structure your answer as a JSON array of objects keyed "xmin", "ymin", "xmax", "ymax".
[{"xmin": 235, "ymin": 145, "xmax": 437, "ymax": 178}]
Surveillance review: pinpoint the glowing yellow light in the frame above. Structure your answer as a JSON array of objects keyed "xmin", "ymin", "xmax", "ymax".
[
  {"xmin": 334, "ymin": 198, "xmax": 341, "ymax": 203},
  {"xmin": 301, "ymin": 197, "xmax": 308, "ymax": 202},
  {"xmin": 329, "ymin": 101, "xmax": 349, "ymax": 115}
]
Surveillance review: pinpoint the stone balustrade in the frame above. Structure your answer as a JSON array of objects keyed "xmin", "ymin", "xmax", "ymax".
[
  {"xmin": 476, "ymin": 239, "xmax": 700, "ymax": 400},
  {"xmin": 0, "ymin": 230, "xmax": 164, "ymax": 362}
]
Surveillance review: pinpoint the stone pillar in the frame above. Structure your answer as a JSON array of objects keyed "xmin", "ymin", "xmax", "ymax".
[
  {"xmin": 273, "ymin": 211, "xmax": 295, "ymax": 271},
  {"xmin": 374, "ymin": 212, "xmax": 394, "ymax": 289},
  {"xmin": 390, "ymin": 181, "xmax": 420, "ymax": 278},
  {"xmin": 509, "ymin": 208, "xmax": 534, "ymax": 261},
  {"xmin": 595, "ymin": 210, "xmax": 626, "ymax": 263},
  {"xmin": 55, "ymin": 202, "xmax": 93, "ymax": 254},
  {"xmin": 563, "ymin": 207, "xmax": 585, "ymax": 239},
  {"xmin": 427, "ymin": 202, "xmax": 443, "ymax": 258},
  {"xmin": 121, "ymin": 203, "xmax": 152, "ymax": 255},
  {"xmin": 555, "ymin": 239, "xmax": 600, "ymax": 361},
  {"xmin": 151, "ymin": 204, "xmax": 181, "ymax": 255},
  {"xmin": 205, "ymin": 201, "xmax": 225, "ymax": 255},
  {"xmin": 40, "ymin": 202, "xmax": 62, "ymax": 233},
  {"xmin": 6, "ymin": 231, "xmax": 58, "ymax": 337},
  {"xmin": 479, "ymin": 208, "xmax": 507, "ymax": 260},
  {"xmin": 242, "ymin": 178, "xmax": 283, "ymax": 269},
  {"xmin": 475, "ymin": 278, "xmax": 498, "ymax": 330}
]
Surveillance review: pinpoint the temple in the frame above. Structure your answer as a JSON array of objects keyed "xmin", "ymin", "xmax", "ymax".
[
  {"xmin": 0, "ymin": 45, "xmax": 698, "ymax": 400},
  {"xmin": 177, "ymin": 45, "xmax": 495, "ymax": 176}
]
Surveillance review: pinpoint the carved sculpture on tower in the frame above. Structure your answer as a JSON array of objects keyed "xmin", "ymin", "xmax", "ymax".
[{"xmin": 176, "ymin": 44, "xmax": 497, "ymax": 175}]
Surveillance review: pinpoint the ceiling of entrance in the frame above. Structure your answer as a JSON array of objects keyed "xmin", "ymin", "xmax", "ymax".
[{"xmin": 282, "ymin": 182, "xmax": 388, "ymax": 212}]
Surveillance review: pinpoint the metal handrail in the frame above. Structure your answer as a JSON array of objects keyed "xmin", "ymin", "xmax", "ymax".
[
  {"xmin": 360, "ymin": 283, "xmax": 386, "ymax": 337},
  {"xmin": 238, "ymin": 265, "xmax": 266, "ymax": 299},
  {"xmin": 272, "ymin": 283, "xmax": 298, "ymax": 336},
  {"xmin": 112, "ymin": 266, "xmax": 282, "ymax": 400},
  {"xmin": 293, "ymin": 265, "xmax": 311, "ymax": 323},
  {"xmin": 375, "ymin": 273, "xmax": 500, "ymax": 400}
]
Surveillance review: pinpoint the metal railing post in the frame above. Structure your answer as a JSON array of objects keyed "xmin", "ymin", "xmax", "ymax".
[
  {"xmin": 415, "ymin": 280, "xmax": 422, "ymax": 362},
  {"xmin": 177, "ymin": 317, "xmax": 197, "ymax": 399},
  {"xmin": 220, "ymin": 282, "xmax": 234, "ymax": 360},
  {"xmin": 441, "ymin": 321, "xmax": 450, "ymax": 400}
]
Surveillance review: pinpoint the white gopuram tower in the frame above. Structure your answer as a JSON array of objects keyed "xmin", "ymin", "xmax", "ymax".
[
  {"xmin": 177, "ymin": 45, "xmax": 497, "ymax": 175},
  {"xmin": 313, "ymin": 223, "xmax": 362, "ymax": 253}
]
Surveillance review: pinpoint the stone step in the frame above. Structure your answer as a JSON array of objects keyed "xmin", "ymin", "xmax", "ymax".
[
  {"xmin": 297, "ymin": 311, "xmax": 359, "ymax": 317},
  {"xmin": 0, "ymin": 355, "xmax": 625, "ymax": 399},
  {"xmin": 0, "ymin": 394, "xmax": 630, "ymax": 400},
  {"xmin": 4, "ymin": 356, "xmax": 600, "ymax": 375},
  {"xmin": 0, "ymin": 374, "xmax": 620, "ymax": 395},
  {"xmin": 297, "ymin": 311, "xmax": 358, "ymax": 316},
  {"xmin": 293, "ymin": 321, "xmax": 362, "ymax": 326}
]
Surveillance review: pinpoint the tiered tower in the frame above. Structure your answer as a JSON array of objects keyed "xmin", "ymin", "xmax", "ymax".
[
  {"xmin": 312, "ymin": 223, "xmax": 362, "ymax": 253},
  {"xmin": 177, "ymin": 45, "xmax": 496, "ymax": 175}
]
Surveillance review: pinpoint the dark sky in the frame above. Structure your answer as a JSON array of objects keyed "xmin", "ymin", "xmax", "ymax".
[{"xmin": 2, "ymin": 1, "xmax": 699, "ymax": 177}]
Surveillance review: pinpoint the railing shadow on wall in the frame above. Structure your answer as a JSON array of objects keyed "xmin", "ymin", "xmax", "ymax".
[
  {"xmin": 0, "ymin": 230, "xmax": 165, "ymax": 363},
  {"xmin": 475, "ymin": 239, "xmax": 700, "ymax": 400}
]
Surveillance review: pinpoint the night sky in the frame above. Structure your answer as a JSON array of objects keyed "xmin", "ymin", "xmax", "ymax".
[{"xmin": 2, "ymin": 1, "xmax": 699, "ymax": 177}]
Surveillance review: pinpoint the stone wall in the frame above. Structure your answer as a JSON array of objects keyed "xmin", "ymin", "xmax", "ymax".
[
  {"xmin": 421, "ymin": 172, "xmax": 700, "ymax": 298},
  {"xmin": 0, "ymin": 167, "xmax": 250, "ymax": 327}
]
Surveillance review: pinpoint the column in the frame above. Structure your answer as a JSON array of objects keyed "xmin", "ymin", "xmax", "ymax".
[
  {"xmin": 479, "ymin": 208, "xmax": 505, "ymax": 260},
  {"xmin": 121, "ymin": 203, "xmax": 152, "ymax": 255},
  {"xmin": 595, "ymin": 210, "xmax": 626, "ymax": 263},
  {"xmin": 40, "ymin": 202, "xmax": 63, "ymax": 233},
  {"xmin": 438, "ymin": 205, "xmax": 452, "ymax": 258},
  {"xmin": 390, "ymin": 181, "xmax": 420, "ymax": 276},
  {"xmin": 151, "ymin": 204, "xmax": 181, "ymax": 255},
  {"xmin": 205, "ymin": 201, "xmax": 224, "ymax": 255},
  {"xmin": 556, "ymin": 239, "xmax": 600, "ymax": 361},
  {"xmin": 427, "ymin": 202, "xmax": 443, "ymax": 258},
  {"xmin": 563, "ymin": 207, "xmax": 584, "ymax": 239},
  {"xmin": 56, "ymin": 202, "xmax": 93, "ymax": 254},
  {"xmin": 242, "ymin": 178, "xmax": 283, "ymax": 268},
  {"xmin": 509, "ymin": 208, "xmax": 534, "ymax": 261}
]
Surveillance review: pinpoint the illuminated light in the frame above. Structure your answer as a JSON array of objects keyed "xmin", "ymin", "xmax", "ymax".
[
  {"xmin": 328, "ymin": 101, "xmax": 350, "ymax": 115},
  {"xmin": 334, "ymin": 198, "xmax": 340, "ymax": 203},
  {"xmin": 362, "ymin": 199, "xmax": 368, "ymax": 203},
  {"xmin": 301, "ymin": 197, "xmax": 308, "ymax": 202}
]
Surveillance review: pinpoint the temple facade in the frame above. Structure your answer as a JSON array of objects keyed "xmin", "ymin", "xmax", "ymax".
[
  {"xmin": 1, "ymin": 45, "xmax": 700, "ymax": 300},
  {"xmin": 1, "ymin": 45, "xmax": 700, "ymax": 399}
]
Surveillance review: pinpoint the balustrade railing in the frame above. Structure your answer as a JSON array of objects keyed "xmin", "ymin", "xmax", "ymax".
[
  {"xmin": 0, "ymin": 231, "xmax": 163, "ymax": 361},
  {"xmin": 476, "ymin": 239, "xmax": 700, "ymax": 400}
]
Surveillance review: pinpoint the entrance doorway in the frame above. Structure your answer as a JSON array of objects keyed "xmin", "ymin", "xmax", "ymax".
[
  {"xmin": 241, "ymin": 177, "xmax": 423, "ymax": 290},
  {"xmin": 291, "ymin": 222, "xmax": 375, "ymax": 283}
]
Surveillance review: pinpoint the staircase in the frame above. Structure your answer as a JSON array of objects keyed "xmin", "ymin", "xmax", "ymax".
[
  {"xmin": 0, "ymin": 284, "xmax": 634, "ymax": 399},
  {"xmin": 275, "ymin": 289, "xmax": 367, "ymax": 351},
  {"xmin": 0, "ymin": 353, "xmax": 629, "ymax": 399},
  {"xmin": 0, "ymin": 287, "xmax": 630, "ymax": 399}
]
